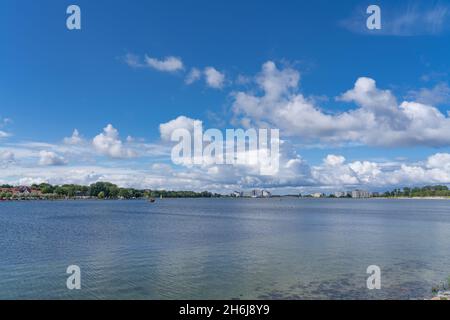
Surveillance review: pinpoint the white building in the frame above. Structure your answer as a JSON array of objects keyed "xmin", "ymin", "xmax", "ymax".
[
  {"xmin": 248, "ymin": 189, "xmax": 272, "ymax": 198},
  {"xmin": 351, "ymin": 190, "xmax": 371, "ymax": 198},
  {"xmin": 231, "ymin": 191, "xmax": 243, "ymax": 197},
  {"xmin": 251, "ymin": 189, "xmax": 261, "ymax": 198},
  {"xmin": 334, "ymin": 191, "xmax": 350, "ymax": 198},
  {"xmin": 312, "ymin": 192, "xmax": 325, "ymax": 198},
  {"xmin": 261, "ymin": 190, "xmax": 272, "ymax": 198}
]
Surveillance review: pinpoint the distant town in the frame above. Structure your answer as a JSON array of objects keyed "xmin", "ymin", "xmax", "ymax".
[
  {"xmin": 0, "ymin": 183, "xmax": 449, "ymax": 201},
  {"xmin": 230, "ymin": 189, "xmax": 374, "ymax": 199},
  {"xmin": 231, "ymin": 185, "xmax": 450, "ymax": 199}
]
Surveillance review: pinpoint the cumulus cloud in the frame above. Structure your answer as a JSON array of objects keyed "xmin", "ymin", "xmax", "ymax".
[
  {"xmin": 124, "ymin": 53, "xmax": 228, "ymax": 90},
  {"xmin": 313, "ymin": 154, "xmax": 384, "ymax": 187},
  {"xmin": 144, "ymin": 55, "xmax": 184, "ymax": 72},
  {"xmin": 3, "ymin": 58, "xmax": 449, "ymax": 192},
  {"xmin": 185, "ymin": 68, "xmax": 202, "ymax": 84},
  {"xmin": 64, "ymin": 129, "xmax": 84, "ymax": 145},
  {"xmin": 0, "ymin": 131, "xmax": 10, "ymax": 138},
  {"xmin": 232, "ymin": 61, "xmax": 450, "ymax": 147},
  {"xmin": 407, "ymin": 82, "xmax": 450, "ymax": 106},
  {"xmin": 124, "ymin": 53, "xmax": 184, "ymax": 72},
  {"xmin": 92, "ymin": 124, "xmax": 137, "ymax": 158},
  {"xmin": 159, "ymin": 116, "xmax": 203, "ymax": 141},
  {"xmin": 2, "ymin": 140, "xmax": 450, "ymax": 192},
  {"xmin": 426, "ymin": 153, "xmax": 450, "ymax": 171},
  {"xmin": 204, "ymin": 67, "xmax": 225, "ymax": 89},
  {"xmin": 38, "ymin": 151, "xmax": 68, "ymax": 166},
  {"xmin": 323, "ymin": 155, "xmax": 346, "ymax": 167},
  {"xmin": 0, "ymin": 150, "xmax": 15, "ymax": 161},
  {"xmin": 185, "ymin": 67, "xmax": 226, "ymax": 88},
  {"xmin": 313, "ymin": 153, "xmax": 450, "ymax": 188}
]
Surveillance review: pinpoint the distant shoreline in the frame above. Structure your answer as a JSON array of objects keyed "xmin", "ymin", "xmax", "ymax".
[
  {"xmin": 374, "ymin": 196, "xmax": 450, "ymax": 200},
  {"xmin": 3, "ymin": 184, "xmax": 449, "ymax": 201},
  {"xmin": 1, "ymin": 196, "xmax": 450, "ymax": 202}
]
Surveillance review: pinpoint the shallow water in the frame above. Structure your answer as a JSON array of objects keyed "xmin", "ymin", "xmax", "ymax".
[{"xmin": 0, "ymin": 198, "xmax": 449, "ymax": 299}]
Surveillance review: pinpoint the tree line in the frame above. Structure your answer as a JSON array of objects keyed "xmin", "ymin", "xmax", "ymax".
[
  {"xmin": 381, "ymin": 185, "xmax": 450, "ymax": 198},
  {"xmin": 0, "ymin": 182, "xmax": 221, "ymax": 200}
]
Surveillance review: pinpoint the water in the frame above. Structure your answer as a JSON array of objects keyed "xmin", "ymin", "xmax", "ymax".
[{"xmin": 0, "ymin": 198, "xmax": 449, "ymax": 300}]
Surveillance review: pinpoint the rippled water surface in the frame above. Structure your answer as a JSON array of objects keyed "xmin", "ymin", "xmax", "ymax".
[{"xmin": 0, "ymin": 198, "xmax": 449, "ymax": 299}]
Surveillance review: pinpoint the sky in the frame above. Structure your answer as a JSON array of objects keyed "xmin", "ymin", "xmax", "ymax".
[{"xmin": 1, "ymin": 0, "xmax": 450, "ymax": 194}]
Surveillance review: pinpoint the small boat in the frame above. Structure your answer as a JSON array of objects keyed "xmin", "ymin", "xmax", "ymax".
[{"xmin": 149, "ymin": 198, "xmax": 156, "ymax": 203}]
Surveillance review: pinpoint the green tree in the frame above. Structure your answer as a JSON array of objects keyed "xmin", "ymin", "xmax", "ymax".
[
  {"xmin": 119, "ymin": 188, "xmax": 133, "ymax": 199},
  {"xmin": 41, "ymin": 185, "xmax": 54, "ymax": 194},
  {"xmin": 89, "ymin": 182, "xmax": 118, "ymax": 198}
]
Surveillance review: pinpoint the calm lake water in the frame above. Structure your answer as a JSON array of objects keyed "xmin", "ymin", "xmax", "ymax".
[{"xmin": 0, "ymin": 198, "xmax": 449, "ymax": 300}]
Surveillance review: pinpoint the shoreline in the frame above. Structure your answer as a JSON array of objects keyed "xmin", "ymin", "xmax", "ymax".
[{"xmin": 1, "ymin": 196, "xmax": 450, "ymax": 202}]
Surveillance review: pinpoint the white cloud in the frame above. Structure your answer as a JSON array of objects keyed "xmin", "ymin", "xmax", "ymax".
[
  {"xmin": 256, "ymin": 61, "xmax": 299, "ymax": 100},
  {"xmin": 92, "ymin": 124, "xmax": 137, "ymax": 158},
  {"xmin": 38, "ymin": 151, "xmax": 68, "ymax": 166},
  {"xmin": 186, "ymin": 66, "xmax": 226, "ymax": 88},
  {"xmin": 426, "ymin": 153, "xmax": 450, "ymax": 171},
  {"xmin": 1, "ymin": 141, "xmax": 450, "ymax": 192},
  {"xmin": 159, "ymin": 116, "xmax": 202, "ymax": 141},
  {"xmin": 232, "ymin": 61, "xmax": 450, "ymax": 147},
  {"xmin": 0, "ymin": 150, "xmax": 15, "ymax": 168},
  {"xmin": 124, "ymin": 53, "xmax": 228, "ymax": 90},
  {"xmin": 0, "ymin": 117, "xmax": 11, "ymax": 138},
  {"xmin": 125, "ymin": 53, "xmax": 184, "ymax": 72},
  {"xmin": 0, "ymin": 150, "xmax": 15, "ymax": 161},
  {"xmin": 145, "ymin": 55, "xmax": 184, "ymax": 72},
  {"xmin": 312, "ymin": 153, "xmax": 450, "ymax": 188},
  {"xmin": 323, "ymin": 155, "xmax": 346, "ymax": 167},
  {"xmin": 1, "ymin": 126, "xmax": 169, "ymax": 168},
  {"xmin": 204, "ymin": 67, "xmax": 225, "ymax": 89},
  {"xmin": 124, "ymin": 53, "xmax": 143, "ymax": 68},
  {"xmin": 236, "ymin": 74, "xmax": 252, "ymax": 85},
  {"xmin": 407, "ymin": 82, "xmax": 450, "ymax": 106},
  {"xmin": 185, "ymin": 68, "xmax": 202, "ymax": 84},
  {"xmin": 64, "ymin": 129, "xmax": 84, "ymax": 145}
]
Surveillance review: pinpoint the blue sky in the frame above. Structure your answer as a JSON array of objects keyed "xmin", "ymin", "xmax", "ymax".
[{"xmin": 1, "ymin": 0, "xmax": 450, "ymax": 193}]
